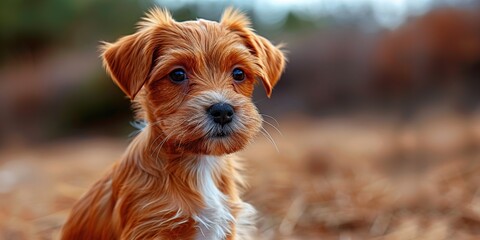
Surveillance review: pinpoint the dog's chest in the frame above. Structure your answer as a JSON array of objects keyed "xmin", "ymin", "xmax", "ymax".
[{"xmin": 193, "ymin": 156, "xmax": 234, "ymax": 240}]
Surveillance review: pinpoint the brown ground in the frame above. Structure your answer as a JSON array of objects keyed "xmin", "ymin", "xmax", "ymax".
[{"xmin": 1, "ymin": 111, "xmax": 480, "ymax": 240}]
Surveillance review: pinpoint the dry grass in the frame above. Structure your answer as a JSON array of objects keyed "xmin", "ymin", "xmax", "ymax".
[{"xmin": 1, "ymin": 111, "xmax": 480, "ymax": 239}]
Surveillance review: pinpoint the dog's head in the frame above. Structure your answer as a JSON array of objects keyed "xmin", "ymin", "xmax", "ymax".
[{"xmin": 101, "ymin": 8, "xmax": 285, "ymax": 155}]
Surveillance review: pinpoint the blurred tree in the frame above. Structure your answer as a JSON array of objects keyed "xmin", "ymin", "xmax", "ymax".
[{"xmin": 0, "ymin": 0, "xmax": 150, "ymax": 63}]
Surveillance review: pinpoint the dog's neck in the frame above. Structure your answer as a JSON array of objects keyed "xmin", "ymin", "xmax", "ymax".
[
  {"xmin": 128, "ymin": 125, "xmax": 224, "ymax": 174},
  {"xmin": 124, "ymin": 125, "xmax": 234, "ymax": 239}
]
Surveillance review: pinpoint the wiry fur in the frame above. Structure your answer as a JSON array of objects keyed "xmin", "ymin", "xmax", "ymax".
[{"xmin": 61, "ymin": 7, "xmax": 285, "ymax": 240}]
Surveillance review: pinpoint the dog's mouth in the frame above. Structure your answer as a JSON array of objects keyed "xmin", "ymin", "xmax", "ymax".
[
  {"xmin": 205, "ymin": 122, "xmax": 237, "ymax": 139},
  {"xmin": 210, "ymin": 129, "xmax": 232, "ymax": 139}
]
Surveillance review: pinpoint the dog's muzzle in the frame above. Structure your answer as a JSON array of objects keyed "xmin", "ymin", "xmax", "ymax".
[{"xmin": 206, "ymin": 102, "xmax": 235, "ymax": 138}]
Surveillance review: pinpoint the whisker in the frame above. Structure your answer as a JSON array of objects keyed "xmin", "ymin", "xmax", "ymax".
[
  {"xmin": 260, "ymin": 126, "xmax": 279, "ymax": 153},
  {"xmin": 149, "ymin": 134, "xmax": 164, "ymax": 158},
  {"xmin": 155, "ymin": 131, "xmax": 176, "ymax": 160},
  {"xmin": 153, "ymin": 132, "xmax": 172, "ymax": 159},
  {"xmin": 260, "ymin": 114, "xmax": 280, "ymax": 127},
  {"xmin": 262, "ymin": 119, "xmax": 283, "ymax": 137},
  {"xmin": 150, "ymin": 118, "xmax": 189, "ymax": 159}
]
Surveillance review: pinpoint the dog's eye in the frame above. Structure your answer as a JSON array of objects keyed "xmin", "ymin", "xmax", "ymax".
[
  {"xmin": 169, "ymin": 68, "xmax": 187, "ymax": 83},
  {"xmin": 232, "ymin": 68, "xmax": 245, "ymax": 82}
]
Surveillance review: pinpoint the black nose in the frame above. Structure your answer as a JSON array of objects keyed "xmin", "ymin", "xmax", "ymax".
[{"xmin": 207, "ymin": 103, "xmax": 234, "ymax": 125}]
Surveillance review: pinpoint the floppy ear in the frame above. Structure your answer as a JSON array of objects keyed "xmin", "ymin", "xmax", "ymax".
[
  {"xmin": 101, "ymin": 31, "xmax": 154, "ymax": 100},
  {"xmin": 221, "ymin": 8, "xmax": 286, "ymax": 97},
  {"xmin": 249, "ymin": 36, "xmax": 286, "ymax": 97},
  {"xmin": 101, "ymin": 8, "xmax": 174, "ymax": 100}
]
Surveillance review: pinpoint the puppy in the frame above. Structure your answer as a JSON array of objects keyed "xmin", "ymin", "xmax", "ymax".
[{"xmin": 61, "ymin": 7, "xmax": 285, "ymax": 240}]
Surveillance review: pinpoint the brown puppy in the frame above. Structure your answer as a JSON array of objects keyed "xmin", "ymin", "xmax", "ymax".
[{"xmin": 61, "ymin": 7, "xmax": 285, "ymax": 240}]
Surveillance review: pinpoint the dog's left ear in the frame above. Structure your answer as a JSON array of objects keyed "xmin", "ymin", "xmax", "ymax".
[{"xmin": 221, "ymin": 8, "xmax": 286, "ymax": 97}]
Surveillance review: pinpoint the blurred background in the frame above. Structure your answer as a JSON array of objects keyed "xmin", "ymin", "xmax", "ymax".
[{"xmin": 1, "ymin": 0, "xmax": 480, "ymax": 239}]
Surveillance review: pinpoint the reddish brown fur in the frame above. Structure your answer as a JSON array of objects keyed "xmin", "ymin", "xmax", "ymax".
[{"xmin": 61, "ymin": 8, "xmax": 285, "ymax": 240}]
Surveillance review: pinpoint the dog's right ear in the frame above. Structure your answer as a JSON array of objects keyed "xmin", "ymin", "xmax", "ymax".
[
  {"xmin": 101, "ymin": 32, "xmax": 154, "ymax": 100},
  {"xmin": 101, "ymin": 8, "xmax": 174, "ymax": 100}
]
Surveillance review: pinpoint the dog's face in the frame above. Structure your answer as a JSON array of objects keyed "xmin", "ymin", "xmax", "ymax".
[{"xmin": 102, "ymin": 8, "xmax": 285, "ymax": 156}]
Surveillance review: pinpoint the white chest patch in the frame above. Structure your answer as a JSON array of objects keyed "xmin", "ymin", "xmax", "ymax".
[{"xmin": 194, "ymin": 156, "xmax": 234, "ymax": 240}]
